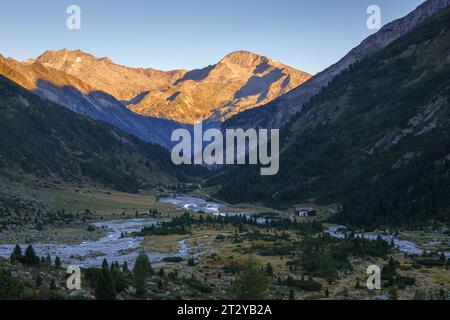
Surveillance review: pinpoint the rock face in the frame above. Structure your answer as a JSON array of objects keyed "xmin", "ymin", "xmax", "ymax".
[
  {"xmin": 35, "ymin": 49, "xmax": 187, "ymax": 101},
  {"xmin": 128, "ymin": 51, "xmax": 310, "ymax": 123},
  {"xmin": 224, "ymin": 0, "xmax": 450, "ymax": 130},
  {"xmin": 34, "ymin": 49, "xmax": 310, "ymax": 124},
  {"xmin": 0, "ymin": 55, "xmax": 187, "ymax": 149}
]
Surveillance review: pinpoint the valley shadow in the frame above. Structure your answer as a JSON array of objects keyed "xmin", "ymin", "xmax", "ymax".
[
  {"xmin": 33, "ymin": 79, "xmax": 192, "ymax": 149},
  {"xmin": 121, "ymin": 91, "xmax": 150, "ymax": 105},
  {"xmin": 174, "ymin": 64, "xmax": 215, "ymax": 85},
  {"xmin": 234, "ymin": 69, "xmax": 284, "ymax": 103}
]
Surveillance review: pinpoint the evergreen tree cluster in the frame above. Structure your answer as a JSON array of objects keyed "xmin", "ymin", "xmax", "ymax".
[
  {"xmin": 136, "ymin": 212, "xmax": 322, "ymax": 237},
  {"xmin": 9, "ymin": 244, "xmax": 62, "ymax": 268}
]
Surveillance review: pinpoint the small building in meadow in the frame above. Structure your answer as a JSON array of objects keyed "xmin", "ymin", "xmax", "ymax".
[{"xmin": 293, "ymin": 207, "xmax": 317, "ymax": 217}]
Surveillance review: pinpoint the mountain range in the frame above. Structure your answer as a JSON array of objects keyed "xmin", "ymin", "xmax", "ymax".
[
  {"xmin": 0, "ymin": 54, "xmax": 186, "ymax": 148},
  {"xmin": 126, "ymin": 51, "xmax": 310, "ymax": 123},
  {"xmin": 27, "ymin": 49, "xmax": 310, "ymax": 124},
  {"xmin": 0, "ymin": 50, "xmax": 309, "ymax": 148},
  {"xmin": 0, "ymin": 48, "xmax": 306, "ymax": 192}
]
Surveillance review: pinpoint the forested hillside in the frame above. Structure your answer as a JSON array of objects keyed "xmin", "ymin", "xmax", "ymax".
[
  {"xmin": 0, "ymin": 75, "xmax": 201, "ymax": 193},
  {"xmin": 210, "ymin": 7, "xmax": 450, "ymax": 227}
]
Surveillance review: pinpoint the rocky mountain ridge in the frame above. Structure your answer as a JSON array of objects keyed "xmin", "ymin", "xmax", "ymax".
[{"xmin": 33, "ymin": 49, "xmax": 311, "ymax": 124}]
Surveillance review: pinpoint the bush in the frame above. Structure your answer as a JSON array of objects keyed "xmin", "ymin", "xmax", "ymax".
[
  {"xmin": 185, "ymin": 277, "xmax": 212, "ymax": 293},
  {"xmin": 162, "ymin": 257, "xmax": 183, "ymax": 263},
  {"xmin": 281, "ymin": 276, "xmax": 322, "ymax": 292}
]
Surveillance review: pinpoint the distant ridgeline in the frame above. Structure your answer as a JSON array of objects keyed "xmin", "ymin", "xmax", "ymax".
[
  {"xmin": 0, "ymin": 75, "xmax": 204, "ymax": 193},
  {"xmin": 209, "ymin": 6, "xmax": 450, "ymax": 227}
]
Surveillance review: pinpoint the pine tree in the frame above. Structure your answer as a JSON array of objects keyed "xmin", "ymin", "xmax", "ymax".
[
  {"xmin": 111, "ymin": 262, "xmax": 127, "ymax": 293},
  {"xmin": 45, "ymin": 253, "xmax": 52, "ymax": 265},
  {"xmin": 102, "ymin": 258, "xmax": 109, "ymax": 270},
  {"xmin": 122, "ymin": 261, "xmax": 129, "ymax": 274},
  {"xmin": 95, "ymin": 267, "xmax": 116, "ymax": 300},
  {"xmin": 23, "ymin": 244, "xmax": 40, "ymax": 266},
  {"xmin": 10, "ymin": 244, "xmax": 23, "ymax": 263},
  {"xmin": 133, "ymin": 253, "xmax": 152, "ymax": 296},
  {"xmin": 110, "ymin": 261, "xmax": 118, "ymax": 272},
  {"xmin": 54, "ymin": 256, "xmax": 61, "ymax": 268},
  {"xmin": 187, "ymin": 257, "xmax": 195, "ymax": 266}
]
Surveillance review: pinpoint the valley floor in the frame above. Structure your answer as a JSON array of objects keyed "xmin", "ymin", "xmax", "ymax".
[{"xmin": 0, "ymin": 182, "xmax": 448, "ymax": 300}]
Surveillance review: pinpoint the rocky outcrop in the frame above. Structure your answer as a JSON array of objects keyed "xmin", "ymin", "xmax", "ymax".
[{"xmin": 36, "ymin": 49, "xmax": 186, "ymax": 101}]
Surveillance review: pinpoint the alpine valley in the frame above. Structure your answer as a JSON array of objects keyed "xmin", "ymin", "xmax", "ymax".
[{"xmin": 0, "ymin": 0, "xmax": 448, "ymax": 302}]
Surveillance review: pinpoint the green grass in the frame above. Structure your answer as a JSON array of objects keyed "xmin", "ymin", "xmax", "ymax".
[{"xmin": 0, "ymin": 176, "xmax": 176, "ymax": 216}]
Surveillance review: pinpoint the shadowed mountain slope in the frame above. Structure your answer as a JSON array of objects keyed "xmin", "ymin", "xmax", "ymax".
[
  {"xmin": 210, "ymin": 5, "xmax": 450, "ymax": 227},
  {"xmin": 223, "ymin": 0, "xmax": 450, "ymax": 131},
  {"xmin": 0, "ymin": 75, "xmax": 200, "ymax": 193},
  {"xmin": 0, "ymin": 56, "xmax": 187, "ymax": 149}
]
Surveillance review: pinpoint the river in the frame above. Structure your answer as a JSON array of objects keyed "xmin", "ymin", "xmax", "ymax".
[
  {"xmin": 161, "ymin": 195, "xmax": 449, "ymax": 258},
  {"xmin": 0, "ymin": 218, "xmax": 195, "ymax": 268},
  {"xmin": 158, "ymin": 195, "xmax": 269, "ymax": 223},
  {"xmin": 325, "ymin": 225, "xmax": 450, "ymax": 258},
  {"xmin": 1, "ymin": 196, "xmax": 447, "ymax": 267}
]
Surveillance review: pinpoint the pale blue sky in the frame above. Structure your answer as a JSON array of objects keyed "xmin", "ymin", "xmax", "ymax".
[{"xmin": 0, "ymin": 0, "xmax": 424, "ymax": 74}]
